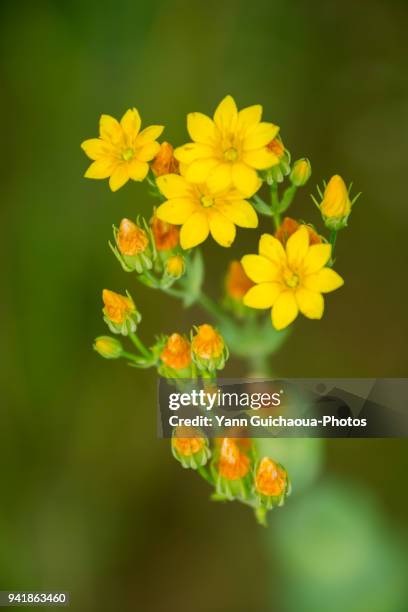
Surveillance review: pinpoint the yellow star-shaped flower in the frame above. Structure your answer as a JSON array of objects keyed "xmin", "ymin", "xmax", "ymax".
[
  {"xmin": 156, "ymin": 173, "xmax": 258, "ymax": 249},
  {"xmin": 81, "ymin": 108, "xmax": 164, "ymax": 191},
  {"xmin": 175, "ymin": 95, "xmax": 280, "ymax": 196},
  {"xmin": 241, "ymin": 227, "xmax": 344, "ymax": 330}
]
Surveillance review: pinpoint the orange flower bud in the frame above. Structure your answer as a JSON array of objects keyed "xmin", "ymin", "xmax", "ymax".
[
  {"xmin": 275, "ymin": 217, "xmax": 321, "ymax": 246},
  {"xmin": 117, "ymin": 218, "xmax": 149, "ymax": 256},
  {"xmin": 160, "ymin": 333, "xmax": 192, "ymax": 370},
  {"xmin": 192, "ymin": 324, "xmax": 224, "ymax": 361},
  {"xmin": 225, "ymin": 261, "xmax": 254, "ymax": 301},
  {"xmin": 218, "ymin": 438, "xmax": 250, "ymax": 481},
  {"xmin": 255, "ymin": 457, "xmax": 288, "ymax": 497},
  {"xmin": 172, "ymin": 427, "xmax": 205, "ymax": 457},
  {"xmin": 151, "ymin": 214, "xmax": 179, "ymax": 251},
  {"xmin": 102, "ymin": 289, "xmax": 135, "ymax": 325},
  {"xmin": 267, "ymin": 138, "xmax": 285, "ymax": 159},
  {"xmin": 151, "ymin": 142, "xmax": 179, "ymax": 177}
]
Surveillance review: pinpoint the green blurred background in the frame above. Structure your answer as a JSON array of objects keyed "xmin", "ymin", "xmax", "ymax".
[{"xmin": 1, "ymin": 0, "xmax": 407, "ymax": 610}]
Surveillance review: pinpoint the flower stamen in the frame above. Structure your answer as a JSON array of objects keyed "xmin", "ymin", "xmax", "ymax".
[{"xmin": 223, "ymin": 147, "xmax": 238, "ymax": 162}]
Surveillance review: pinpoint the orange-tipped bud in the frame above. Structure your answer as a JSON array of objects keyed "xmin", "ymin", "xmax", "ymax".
[
  {"xmin": 255, "ymin": 457, "xmax": 288, "ymax": 498},
  {"xmin": 225, "ymin": 261, "xmax": 254, "ymax": 301},
  {"xmin": 267, "ymin": 138, "xmax": 285, "ymax": 159},
  {"xmin": 151, "ymin": 142, "xmax": 179, "ymax": 177},
  {"xmin": 191, "ymin": 324, "xmax": 227, "ymax": 371},
  {"xmin": 117, "ymin": 218, "xmax": 149, "ymax": 256},
  {"xmin": 172, "ymin": 426, "xmax": 211, "ymax": 469},
  {"xmin": 160, "ymin": 333, "xmax": 192, "ymax": 370},
  {"xmin": 102, "ymin": 289, "xmax": 140, "ymax": 334},
  {"xmin": 218, "ymin": 438, "xmax": 250, "ymax": 481},
  {"xmin": 151, "ymin": 214, "xmax": 179, "ymax": 251},
  {"xmin": 275, "ymin": 217, "xmax": 321, "ymax": 246}
]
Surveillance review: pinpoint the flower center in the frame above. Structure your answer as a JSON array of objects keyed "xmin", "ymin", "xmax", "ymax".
[
  {"xmin": 201, "ymin": 195, "xmax": 214, "ymax": 208},
  {"xmin": 223, "ymin": 147, "xmax": 238, "ymax": 162},
  {"xmin": 283, "ymin": 268, "xmax": 300, "ymax": 288},
  {"xmin": 122, "ymin": 148, "xmax": 134, "ymax": 161}
]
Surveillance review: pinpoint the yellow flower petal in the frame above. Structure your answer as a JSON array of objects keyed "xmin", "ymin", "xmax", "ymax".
[
  {"xmin": 295, "ymin": 288, "xmax": 324, "ymax": 319},
  {"xmin": 180, "ymin": 211, "xmax": 209, "ymax": 249},
  {"xmin": 156, "ymin": 174, "xmax": 193, "ymax": 198},
  {"xmin": 99, "ymin": 114, "xmax": 122, "ymax": 144},
  {"xmin": 84, "ymin": 158, "xmax": 118, "ymax": 179},
  {"xmin": 184, "ymin": 158, "xmax": 219, "ymax": 183},
  {"xmin": 286, "ymin": 227, "xmax": 310, "ymax": 267},
  {"xmin": 242, "ymin": 148, "xmax": 278, "ymax": 169},
  {"xmin": 128, "ymin": 159, "xmax": 149, "ymax": 181},
  {"xmin": 259, "ymin": 233, "xmax": 286, "ymax": 264},
  {"xmin": 237, "ymin": 105, "xmax": 262, "ymax": 136},
  {"xmin": 231, "ymin": 162, "xmax": 261, "ymax": 196},
  {"xmin": 303, "ymin": 268, "xmax": 344, "ymax": 293},
  {"xmin": 215, "ymin": 199, "xmax": 258, "ymax": 228},
  {"xmin": 174, "ymin": 143, "xmax": 213, "ymax": 164},
  {"xmin": 137, "ymin": 141, "xmax": 160, "ymax": 162},
  {"xmin": 271, "ymin": 290, "xmax": 299, "ymax": 330},
  {"xmin": 303, "ymin": 244, "xmax": 331, "ymax": 274},
  {"xmin": 120, "ymin": 108, "xmax": 141, "ymax": 139},
  {"xmin": 241, "ymin": 255, "xmax": 279, "ymax": 283},
  {"xmin": 81, "ymin": 138, "xmax": 115, "ymax": 160},
  {"xmin": 243, "ymin": 122, "xmax": 279, "ymax": 150},
  {"xmin": 156, "ymin": 198, "xmax": 198, "ymax": 224},
  {"xmin": 213, "ymin": 95, "xmax": 238, "ymax": 133},
  {"xmin": 207, "ymin": 163, "xmax": 233, "ymax": 192},
  {"xmin": 208, "ymin": 209, "xmax": 236, "ymax": 247},
  {"xmin": 135, "ymin": 125, "xmax": 164, "ymax": 146},
  {"xmin": 109, "ymin": 163, "xmax": 129, "ymax": 191},
  {"xmin": 243, "ymin": 282, "xmax": 282, "ymax": 309},
  {"xmin": 187, "ymin": 112, "xmax": 218, "ymax": 145}
]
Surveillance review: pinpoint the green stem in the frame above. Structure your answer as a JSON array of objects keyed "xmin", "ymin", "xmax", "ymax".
[
  {"xmin": 270, "ymin": 183, "xmax": 281, "ymax": 231},
  {"xmin": 128, "ymin": 331, "xmax": 151, "ymax": 359},
  {"xmin": 329, "ymin": 229, "xmax": 337, "ymax": 252},
  {"xmin": 197, "ymin": 292, "xmax": 230, "ymax": 324},
  {"xmin": 121, "ymin": 351, "xmax": 146, "ymax": 364},
  {"xmin": 198, "ymin": 465, "xmax": 214, "ymax": 485}
]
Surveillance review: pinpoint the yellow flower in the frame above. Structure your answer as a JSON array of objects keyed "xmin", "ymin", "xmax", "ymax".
[
  {"xmin": 174, "ymin": 95, "xmax": 280, "ymax": 196},
  {"xmin": 320, "ymin": 174, "xmax": 351, "ymax": 219},
  {"xmin": 102, "ymin": 289, "xmax": 135, "ymax": 325},
  {"xmin": 81, "ymin": 108, "xmax": 164, "ymax": 191},
  {"xmin": 117, "ymin": 218, "xmax": 149, "ymax": 256},
  {"xmin": 255, "ymin": 457, "xmax": 288, "ymax": 497},
  {"xmin": 241, "ymin": 226, "xmax": 344, "ymax": 330},
  {"xmin": 155, "ymin": 173, "xmax": 258, "ymax": 249}
]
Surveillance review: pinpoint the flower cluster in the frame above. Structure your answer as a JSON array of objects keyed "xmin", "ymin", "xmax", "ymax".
[{"xmin": 83, "ymin": 95, "xmax": 359, "ymax": 523}]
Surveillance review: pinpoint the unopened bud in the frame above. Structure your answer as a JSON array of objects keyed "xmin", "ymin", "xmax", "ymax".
[
  {"xmin": 290, "ymin": 158, "xmax": 311, "ymax": 187},
  {"xmin": 151, "ymin": 142, "xmax": 179, "ymax": 177},
  {"xmin": 166, "ymin": 255, "xmax": 185, "ymax": 279},
  {"xmin": 171, "ymin": 426, "xmax": 211, "ymax": 469},
  {"xmin": 191, "ymin": 324, "xmax": 228, "ymax": 372},
  {"xmin": 318, "ymin": 175, "xmax": 353, "ymax": 230},
  {"xmin": 102, "ymin": 289, "xmax": 141, "ymax": 335},
  {"xmin": 93, "ymin": 336, "xmax": 123, "ymax": 359},
  {"xmin": 117, "ymin": 218, "xmax": 149, "ymax": 256}
]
